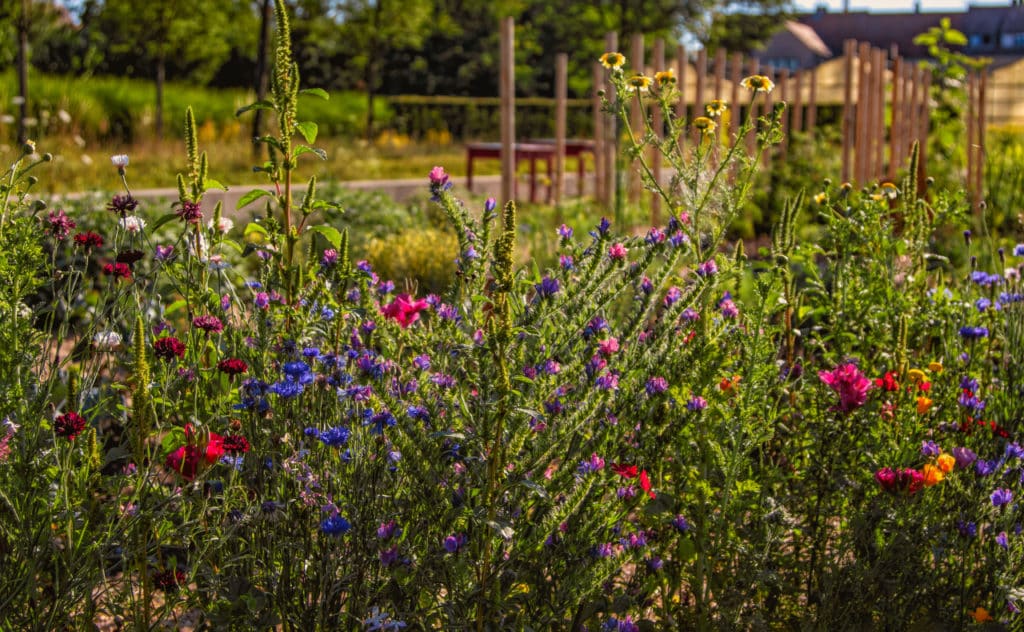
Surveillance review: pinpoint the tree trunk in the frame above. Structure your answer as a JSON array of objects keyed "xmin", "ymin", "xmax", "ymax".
[
  {"xmin": 155, "ymin": 53, "xmax": 165, "ymax": 140},
  {"xmin": 252, "ymin": 0, "xmax": 272, "ymax": 157},
  {"xmin": 365, "ymin": 0, "xmax": 384, "ymax": 142},
  {"xmin": 16, "ymin": 0, "xmax": 29, "ymax": 145}
]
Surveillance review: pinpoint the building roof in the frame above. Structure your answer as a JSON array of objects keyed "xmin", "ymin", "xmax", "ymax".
[
  {"xmin": 784, "ymin": 20, "xmax": 833, "ymax": 58},
  {"xmin": 799, "ymin": 10, "xmax": 963, "ymax": 58}
]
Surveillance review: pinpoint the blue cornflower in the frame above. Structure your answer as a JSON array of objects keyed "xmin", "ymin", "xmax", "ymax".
[
  {"xmin": 283, "ymin": 361, "xmax": 311, "ymax": 377},
  {"xmin": 443, "ymin": 533, "xmax": 466, "ymax": 554},
  {"xmin": 269, "ymin": 380, "xmax": 304, "ymax": 398},
  {"xmin": 319, "ymin": 427, "xmax": 350, "ymax": 447},
  {"xmin": 671, "ymin": 515, "xmax": 691, "ymax": 533},
  {"xmin": 367, "ymin": 411, "xmax": 396, "ymax": 434},
  {"xmin": 956, "ymin": 520, "xmax": 977, "ymax": 537},
  {"xmin": 1014, "ymin": 243, "xmax": 1024, "ymax": 257},
  {"xmin": 321, "ymin": 515, "xmax": 352, "ymax": 536},
  {"xmin": 597, "ymin": 217, "xmax": 610, "ymax": 235},
  {"xmin": 959, "ymin": 326, "xmax": 989, "ymax": 340},
  {"xmin": 407, "ymin": 405, "xmax": 430, "ymax": 422}
]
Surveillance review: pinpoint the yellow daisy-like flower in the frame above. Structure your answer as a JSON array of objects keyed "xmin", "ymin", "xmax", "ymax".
[
  {"xmin": 813, "ymin": 192, "xmax": 828, "ymax": 205},
  {"xmin": 599, "ymin": 52, "xmax": 626, "ymax": 70},
  {"xmin": 840, "ymin": 182, "xmax": 853, "ymax": 192},
  {"xmin": 705, "ymin": 99, "xmax": 728, "ymax": 117},
  {"xmin": 741, "ymin": 75, "xmax": 775, "ymax": 94},
  {"xmin": 626, "ymin": 74, "xmax": 653, "ymax": 93},
  {"xmin": 880, "ymin": 182, "xmax": 899, "ymax": 199},
  {"xmin": 654, "ymin": 69, "xmax": 676, "ymax": 86},
  {"xmin": 907, "ymin": 368, "xmax": 927, "ymax": 383},
  {"xmin": 692, "ymin": 116, "xmax": 717, "ymax": 135},
  {"xmin": 928, "ymin": 361, "xmax": 943, "ymax": 373}
]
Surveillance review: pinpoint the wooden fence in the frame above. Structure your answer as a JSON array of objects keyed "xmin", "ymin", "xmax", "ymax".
[{"xmin": 589, "ymin": 34, "xmax": 990, "ymax": 213}]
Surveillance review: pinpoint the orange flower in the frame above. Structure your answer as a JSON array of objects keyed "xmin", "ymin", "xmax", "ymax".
[
  {"xmin": 719, "ymin": 375, "xmax": 741, "ymax": 392},
  {"xmin": 922, "ymin": 464, "xmax": 944, "ymax": 487},
  {"xmin": 937, "ymin": 453, "xmax": 956, "ymax": 473},
  {"xmin": 916, "ymin": 396, "xmax": 933, "ymax": 414},
  {"xmin": 969, "ymin": 607, "xmax": 993, "ymax": 622}
]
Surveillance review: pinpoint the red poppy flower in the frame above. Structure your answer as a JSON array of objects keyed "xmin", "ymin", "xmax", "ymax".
[
  {"xmin": 611, "ymin": 463, "xmax": 638, "ymax": 478},
  {"xmin": 639, "ymin": 469, "xmax": 656, "ymax": 499}
]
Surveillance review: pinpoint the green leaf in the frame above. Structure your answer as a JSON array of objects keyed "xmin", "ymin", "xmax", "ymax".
[
  {"xmin": 237, "ymin": 188, "xmax": 274, "ymax": 210},
  {"xmin": 296, "ymin": 121, "xmax": 318, "ymax": 144},
  {"xmin": 161, "ymin": 427, "xmax": 187, "ymax": 457},
  {"xmin": 164, "ymin": 299, "xmax": 187, "ymax": 316},
  {"xmin": 204, "ymin": 179, "xmax": 228, "ymax": 192},
  {"xmin": 307, "ymin": 225, "xmax": 343, "ymax": 249},
  {"xmin": 299, "ymin": 88, "xmax": 329, "ymax": 100},
  {"xmin": 235, "ymin": 99, "xmax": 275, "ymax": 117},
  {"xmin": 219, "ymin": 239, "xmax": 244, "ymax": 254},
  {"xmin": 294, "ymin": 145, "xmax": 327, "ymax": 161},
  {"xmin": 244, "ymin": 222, "xmax": 269, "ymax": 237},
  {"xmin": 148, "ymin": 212, "xmax": 180, "ymax": 233}
]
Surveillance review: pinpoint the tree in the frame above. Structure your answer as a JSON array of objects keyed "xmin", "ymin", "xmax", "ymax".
[{"xmin": 95, "ymin": 0, "xmax": 235, "ymax": 138}]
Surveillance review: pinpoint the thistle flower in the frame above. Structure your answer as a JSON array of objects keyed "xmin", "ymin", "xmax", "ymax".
[
  {"xmin": 599, "ymin": 52, "xmax": 625, "ymax": 70},
  {"xmin": 741, "ymin": 75, "xmax": 775, "ymax": 93},
  {"xmin": 110, "ymin": 154, "xmax": 129, "ymax": 170}
]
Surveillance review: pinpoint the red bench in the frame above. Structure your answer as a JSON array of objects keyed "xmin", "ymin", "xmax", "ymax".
[{"xmin": 465, "ymin": 139, "xmax": 595, "ymax": 203}]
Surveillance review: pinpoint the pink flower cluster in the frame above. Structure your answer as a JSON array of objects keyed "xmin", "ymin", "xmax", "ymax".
[{"xmin": 818, "ymin": 363, "xmax": 873, "ymax": 413}]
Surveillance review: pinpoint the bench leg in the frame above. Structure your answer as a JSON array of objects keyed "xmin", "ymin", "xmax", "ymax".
[
  {"xmin": 546, "ymin": 155, "xmax": 553, "ymax": 204},
  {"xmin": 578, "ymin": 154, "xmax": 585, "ymax": 197},
  {"xmin": 529, "ymin": 157, "xmax": 537, "ymax": 204},
  {"xmin": 467, "ymin": 153, "xmax": 473, "ymax": 193}
]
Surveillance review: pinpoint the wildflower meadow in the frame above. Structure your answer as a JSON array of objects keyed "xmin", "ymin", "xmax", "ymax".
[{"xmin": 1, "ymin": 2, "xmax": 1023, "ymax": 630}]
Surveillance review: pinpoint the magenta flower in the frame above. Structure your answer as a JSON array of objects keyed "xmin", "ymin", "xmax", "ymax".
[
  {"xmin": 608, "ymin": 242, "xmax": 628, "ymax": 261},
  {"xmin": 818, "ymin": 363, "xmax": 873, "ymax": 413},
  {"xmin": 381, "ymin": 293, "xmax": 430, "ymax": 328},
  {"xmin": 429, "ymin": 166, "xmax": 449, "ymax": 187}
]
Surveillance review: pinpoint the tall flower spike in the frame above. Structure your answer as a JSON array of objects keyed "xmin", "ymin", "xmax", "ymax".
[
  {"xmin": 185, "ymin": 107, "xmax": 199, "ymax": 183},
  {"xmin": 131, "ymin": 316, "xmax": 153, "ymax": 463}
]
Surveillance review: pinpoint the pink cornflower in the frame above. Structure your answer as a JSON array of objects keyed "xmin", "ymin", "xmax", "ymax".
[{"xmin": 818, "ymin": 363, "xmax": 873, "ymax": 413}]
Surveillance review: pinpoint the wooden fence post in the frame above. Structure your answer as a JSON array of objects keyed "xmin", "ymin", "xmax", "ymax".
[
  {"xmin": 855, "ymin": 42, "xmax": 870, "ymax": 184},
  {"xmin": 629, "ymin": 33, "xmax": 644, "ymax": 203},
  {"xmin": 604, "ymin": 31, "xmax": 618, "ymax": 208},
  {"xmin": 778, "ymin": 67, "xmax": 790, "ymax": 156},
  {"xmin": 554, "ymin": 52, "xmax": 567, "ymax": 205},
  {"xmin": 694, "ymin": 48, "xmax": 707, "ymax": 144},
  {"xmin": 842, "ymin": 39, "xmax": 855, "ymax": 183},
  {"xmin": 807, "ymin": 64, "xmax": 818, "ymax": 138},
  {"xmin": 977, "ymin": 69, "xmax": 987, "ymax": 209},
  {"xmin": 747, "ymin": 57, "xmax": 760, "ymax": 156},
  {"xmin": 729, "ymin": 51, "xmax": 742, "ymax": 143},
  {"xmin": 500, "ymin": 16, "xmax": 515, "ymax": 203},
  {"xmin": 888, "ymin": 55, "xmax": 902, "ymax": 180},
  {"xmin": 792, "ymin": 69, "xmax": 804, "ymax": 135},
  {"xmin": 873, "ymin": 47, "xmax": 886, "ymax": 181},
  {"xmin": 652, "ymin": 38, "xmax": 665, "ymax": 224},
  {"xmin": 592, "ymin": 61, "xmax": 606, "ymax": 204}
]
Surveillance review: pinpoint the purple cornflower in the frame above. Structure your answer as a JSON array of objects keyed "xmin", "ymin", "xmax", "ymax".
[
  {"xmin": 996, "ymin": 531, "xmax": 1009, "ymax": 549},
  {"xmin": 646, "ymin": 376, "xmax": 669, "ymax": 396},
  {"xmin": 669, "ymin": 231, "xmax": 688, "ymax": 248},
  {"xmin": 254, "ymin": 292, "xmax": 270, "ymax": 309},
  {"xmin": 664, "ymin": 286, "xmax": 682, "ymax": 307},
  {"xmin": 321, "ymin": 249, "xmax": 338, "ymax": 266},
  {"xmin": 602, "ymin": 617, "xmax": 639, "ymax": 632},
  {"xmin": 958, "ymin": 390, "xmax": 986, "ymax": 414},
  {"xmin": 220, "ymin": 294, "xmax": 231, "ymax": 311},
  {"xmin": 413, "ymin": 354, "xmax": 431, "ymax": 371},
  {"xmin": 687, "ymin": 396, "xmax": 708, "ymax": 412},
  {"xmin": 645, "ymin": 227, "xmax": 666, "ymax": 244},
  {"xmin": 681, "ymin": 308, "xmax": 700, "ymax": 322},
  {"xmin": 484, "ymin": 197, "xmax": 497, "ymax": 213},
  {"xmin": 557, "ymin": 223, "xmax": 573, "ymax": 239},
  {"xmin": 1014, "ymin": 244, "xmax": 1024, "ymax": 257},
  {"xmin": 430, "ymin": 373, "xmax": 456, "ymax": 389},
  {"xmin": 559, "ymin": 254, "xmax": 574, "ymax": 270},
  {"xmin": 992, "ymin": 488, "xmax": 1014, "ymax": 507},
  {"xmin": 583, "ymin": 316, "xmax": 608, "ymax": 339},
  {"xmin": 640, "ymin": 276, "xmax": 653, "ymax": 294},
  {"xmin": 1006, "ymin": 442, "xmax": 1024, "ymax": 460},
  {"xmin": 920, "ymin": 440, "xmax": 941, "ymax": 457},
  {"xmin": 956, "ymin": 520, "xmax": 977, "ymax": 537}
]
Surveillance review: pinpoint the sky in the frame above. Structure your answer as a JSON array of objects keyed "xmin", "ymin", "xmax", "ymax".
[{"xmin": 792, "ymin": 0, "xmax": 1010, "ymax": 12}]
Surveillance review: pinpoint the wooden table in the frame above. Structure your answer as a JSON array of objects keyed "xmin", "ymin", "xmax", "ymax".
[{"xmin": 466, "ymin": 142, "xmax": 555, "ymax": 203}]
